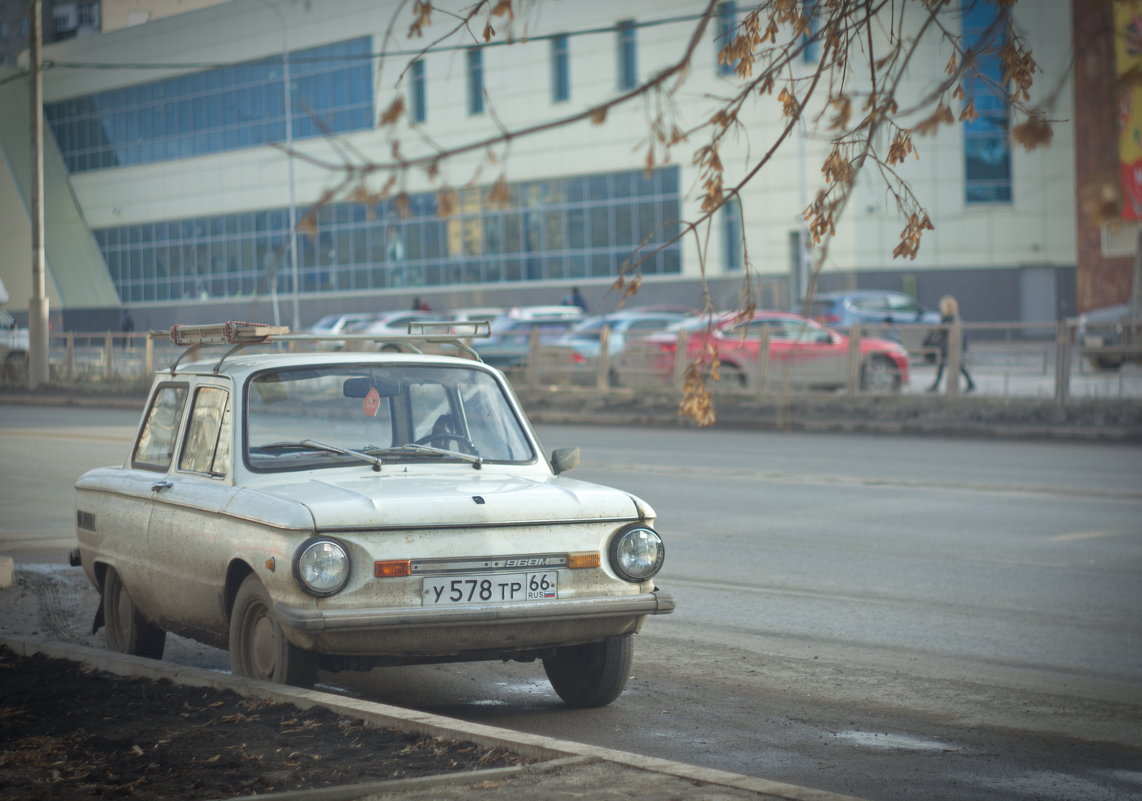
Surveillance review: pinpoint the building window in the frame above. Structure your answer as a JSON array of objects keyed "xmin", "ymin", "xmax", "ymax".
[
  {"xmin": 723, "ymin": 197, "xmax": 741, "ymax": 271},
  {"xmin": 467, "ymin": 47, "xmax": 484, "ymax": 115},
  {"xmin": 410, "ymin": 59, "xmax": 426, "ymax": 123},
  {"xmin": 92, "ymin": 167, "xmax": 683, "ymax": 302},
  {"xmin": 802, "ymin": 0, "xmax": 819, "ymax": 63},
  {"xmin": 716, "ymin": 2, "xmax": 737, "ymax": 76},
  {"xmin": 78, "ymin": 3, "xmax": 97, "ymax": 27},
  {"xmin": 551, "ymin": 34, "xmax": 570, "ymax": 103},
  {"xmin": 617, "ymin": 20, "xmax": 637, "ymax": 90},
  {"xmin": 44, "ymin": 37, "xmax": 374, "ymax": 174},
  {"xmin": 962, "ymin": 2, "xmax": 1012, "ymax": 203}
]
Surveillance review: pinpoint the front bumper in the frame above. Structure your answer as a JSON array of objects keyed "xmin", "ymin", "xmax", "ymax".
[
  {"xmin": 277, "ymin": 589, "xmax": 675, "ymax": 632},
  {"xmin": 274, "ymin": 590, "xmax": 675, "ymax": 656}
]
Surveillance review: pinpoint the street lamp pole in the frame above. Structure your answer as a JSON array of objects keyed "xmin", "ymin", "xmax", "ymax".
[
  {"xmin": 28, "ymin": 0, "xmax": 49, "ymax": 388},
  {"xmin": 258, "ymin": 0, "xmax": 300, "ymax": 331}
]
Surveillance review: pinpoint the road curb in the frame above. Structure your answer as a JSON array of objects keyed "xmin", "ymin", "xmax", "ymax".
[
  {"xmin": 3, "ymin": 391, "xmax": 1141, "ymax": 441},
  {"xmin": 0, "ymin": 635, "xmax": 869, "ymax": 801}
]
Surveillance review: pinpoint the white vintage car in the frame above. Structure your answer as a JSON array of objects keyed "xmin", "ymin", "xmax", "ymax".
[{"xmin": 71, "ymin": 322, "xmax": 673, "ymax": 707}]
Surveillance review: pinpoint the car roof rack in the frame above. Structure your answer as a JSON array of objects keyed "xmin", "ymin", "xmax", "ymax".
[{"xmin": 149, "ymin": 320, "xmax": 490, "ymax": 374}]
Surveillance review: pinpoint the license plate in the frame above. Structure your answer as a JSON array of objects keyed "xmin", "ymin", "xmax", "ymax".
[{"xmin": 422, "ymin": 571, "xmax": 558, "ymax": 606}]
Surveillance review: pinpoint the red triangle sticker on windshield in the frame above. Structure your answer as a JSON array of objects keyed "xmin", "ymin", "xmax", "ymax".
[{"xmin": 362, "ymin": 386, "xmax": 381, "ymax": 417}]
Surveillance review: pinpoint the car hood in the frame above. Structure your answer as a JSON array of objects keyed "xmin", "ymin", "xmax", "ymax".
[{"xmin": 238, "ymin": 472, "xmax": 648, "ymax": 530}]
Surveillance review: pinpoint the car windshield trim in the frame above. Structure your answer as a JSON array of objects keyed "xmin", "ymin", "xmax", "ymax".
[{"xmin": 243, "ymin": 362, "xmax": 535, "ymax": 473}]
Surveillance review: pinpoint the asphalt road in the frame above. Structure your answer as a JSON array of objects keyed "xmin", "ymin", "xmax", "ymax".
[{"xmin": 1, "ymin": 407, "xmax": 1140, "ymax": 801}]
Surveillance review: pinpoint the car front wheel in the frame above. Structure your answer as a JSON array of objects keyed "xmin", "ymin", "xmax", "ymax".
[
  {"xmin": 229, "ymin": 575, "xmax": 316, "ymax": 688},
  {"xmin": 103, "ymin": 566, "xmax": 166, "ymax": 659},
  {"xmin": 543, "ymin": 635, "xmax": 632, "ymax": 707},
  {"xmin": 861, "ymin": 355, "xmax": 901, "ymax": 392}
]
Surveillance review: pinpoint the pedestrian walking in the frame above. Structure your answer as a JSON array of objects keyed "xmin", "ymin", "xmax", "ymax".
[
  {"xmin": 562, "ymin": 287, "xmax": 588, "ymax": 312},
  {"xmin": 120, "ymin": 309, "xmax": 135, "ymax": 349},
  {"xmin": 925, "ymin": 295, "xmax": 975, "ymax": 393}
]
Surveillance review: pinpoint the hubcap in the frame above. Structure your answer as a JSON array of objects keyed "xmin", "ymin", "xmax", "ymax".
[{"xmin": 248, "ymin": 608, "xmax": 278, "ymax": 679}]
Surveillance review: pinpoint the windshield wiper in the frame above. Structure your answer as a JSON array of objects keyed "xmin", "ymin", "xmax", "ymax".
[
  {"xmin": 257, "ymin": 439, "xmax": 383, "ymax": 471},
  {"xmin": 370, "ymin": 444, "xmax": 483, "ymax": 469}
]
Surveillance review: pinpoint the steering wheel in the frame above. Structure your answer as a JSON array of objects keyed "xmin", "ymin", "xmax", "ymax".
[{"xmin": 414, "ymin": 432, "xmax": 478, "ymax": 454}]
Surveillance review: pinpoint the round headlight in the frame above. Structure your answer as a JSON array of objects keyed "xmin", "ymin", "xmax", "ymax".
[
  {"xmin": 294, "ymin": 538, "xmax": 350, "ymax": 596},
  {"xmin": 609, "ymin": 525, "xmax": 665, "ymax": 582}
]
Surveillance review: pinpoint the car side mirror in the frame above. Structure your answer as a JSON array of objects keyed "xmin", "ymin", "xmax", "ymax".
[{"xmin": 551, "ymin": 447, "xmax": 581, "ymax": 475}]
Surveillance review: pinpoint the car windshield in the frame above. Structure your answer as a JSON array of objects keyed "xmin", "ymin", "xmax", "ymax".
[{"xmin": 245, "ymin": 364, "xmax": 535, "ymax": 472}]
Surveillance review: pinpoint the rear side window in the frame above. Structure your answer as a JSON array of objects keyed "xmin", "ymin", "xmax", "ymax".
[
  {"xmin": 851, "ymin": 296, "xmax": 888, "ymax": 312},
  {"xmin": 179, "ymin": 386, "xmax": 232, "ymax": 477},
  {"xmin": 133, "ymin": 384, "xmax": 188, "ymax": 471},
  {"xmin": 885, "ymin": 295, "xmax": 921, "ymax": 314}
]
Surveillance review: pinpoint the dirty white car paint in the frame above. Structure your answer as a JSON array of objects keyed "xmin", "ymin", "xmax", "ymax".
[{"xmin": 73, "ymin": 328, "xmax": 672, "ymax": 706}]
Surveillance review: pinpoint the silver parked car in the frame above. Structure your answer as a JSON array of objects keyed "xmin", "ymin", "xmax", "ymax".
[
  {"xmin": 808, "ymin": 290, "xmax": 941, "ymax": 357},
  {"xmin": 1077, "ymin": 303, "xmax": 1141, "ymax": 370},
  {"xmin": 0, "ymin": 309, "xmax": 29, "ymax": 381},
  {"xmin": 71, "ymin": 322, "xmax": 673, "ymax": 706}
]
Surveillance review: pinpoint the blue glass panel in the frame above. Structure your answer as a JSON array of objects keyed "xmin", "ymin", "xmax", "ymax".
[
  {"xmin": 410, "ymin": 60, "xmax": 426, "ymax": 123},
  {"xmin": 717, "ymin": 2, "xmax": 737, "ymax": 75},
  {"xmin": 802, "ymin": 0, "xmax": 819, "ymax": 63},
  {"xmin": 962, "ymin": 2, "xmax": 1010, "ymax": 204},
  {"xmin": 468, "ymin": 48, "xmax": 485, "ymax": 115},
  {"xmin": 617, "ymin": 20, "xmax": 637, "ymax": 90},
  {"xmin": 552, "ymin": 34, "xmax": 570, "ymax": 102},
  {"xmin": 48, "ymin": 37, "xmax": 373, "ymax": 174}
]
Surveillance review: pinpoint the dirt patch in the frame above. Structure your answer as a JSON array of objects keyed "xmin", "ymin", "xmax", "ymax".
[{"xmin": 0, "ymin": 646, "xmax": 529, "ymax": 801}]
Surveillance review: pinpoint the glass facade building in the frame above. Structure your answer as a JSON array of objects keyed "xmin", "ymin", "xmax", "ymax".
[
  {"xmin": 92, "ymin": 167, "xmax": 682, "ymax": 304},
  {"xmin": 962, "ymin": 4, "xmax": 1012, "ymax": 204},
  {"xmin": 42, "ymin": 28, "xmax": 682, "ymax": 307},
  {"xmin": 45, "ymin": 37, "xmax": 374, "ymax": 173}
]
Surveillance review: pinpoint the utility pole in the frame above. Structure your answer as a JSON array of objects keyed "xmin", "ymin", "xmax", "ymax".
[{"xmin": 27, "ymin": 0, "xmax": 49, "ymax": 389}]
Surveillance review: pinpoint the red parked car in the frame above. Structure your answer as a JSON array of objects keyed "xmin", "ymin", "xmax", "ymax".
[{"xmin": 642, "ymin": 311, "xmax": 910, "ymax": 392}]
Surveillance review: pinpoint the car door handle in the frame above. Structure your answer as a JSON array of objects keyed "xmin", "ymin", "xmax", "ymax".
[{"xmin": 151, "ymin": 480, "xmax": 173, "ymax": 493}]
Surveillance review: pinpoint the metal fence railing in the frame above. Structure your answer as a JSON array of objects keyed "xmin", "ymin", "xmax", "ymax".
[{"xmin": 1, "ymin": 322, "xmax": 1140, "ymax": 402}]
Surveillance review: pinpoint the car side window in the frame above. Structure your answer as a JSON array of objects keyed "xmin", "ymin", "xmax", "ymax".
[
  {"xmin": 132, "ymin": 384, "xmax": 188, "ymax": 471},
  {"xmin": 854, "ymin": 297, "xmax": 888, "ymax": 313},
  {"xmin": 410, "ymin": 382, "xmax": 451, "ymax": 443},
  {"xmin": 179, "ymin": 386, "xmax": 231, "ymax": 477},
  {"xmin": 886, "ymin": 295, "xmax": 919, "ymax": 313}
]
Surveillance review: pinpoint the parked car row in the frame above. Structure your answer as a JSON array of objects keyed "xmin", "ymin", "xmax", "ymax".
[
  {"xmin": 304, "ymin": 292, "xmax": 942, "ymax": 393},
  {"xmin": 523, "ymin": 307, "xmax": 909, "ymax": 393}
]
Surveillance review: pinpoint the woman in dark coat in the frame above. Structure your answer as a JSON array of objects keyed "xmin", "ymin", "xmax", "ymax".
[{"xmin": 926, "ymin": 295, "xmax": 975, "ymax": 392}]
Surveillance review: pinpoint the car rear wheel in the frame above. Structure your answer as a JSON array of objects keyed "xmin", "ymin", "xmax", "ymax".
[
  {"xmin": 713, "ymin": 363, "xmax": 746, "ymax": 389},
  {"xmin": 1089, "ymin": 355, "xmax": 1124, "ymax": 371},
  {"xmin": 2, "ymin": 352, "xmax": 28, "ymax": 383},
  {"xmin": 860, "ymin": 355, "xmax": 901, "ymax": 393},
  {"xmin": 543, "ymin": 635, "xmax": 632, "ymax": 707},
  {"xmin": 229, "ymin": 575, "xmax": 316, "ymax": 688},
  {"xmin": 103, "ymin": 566, "xmax": 166, "ymax": 659}
]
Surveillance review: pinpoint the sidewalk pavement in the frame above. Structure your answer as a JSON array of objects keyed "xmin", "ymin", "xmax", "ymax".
[{"xmin": 1, "ymin": 635, "xmax": 867, "ymax": 801}]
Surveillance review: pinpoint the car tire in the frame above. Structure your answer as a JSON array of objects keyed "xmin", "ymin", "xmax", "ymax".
[
  {"xmin": 860, "ymin": 355, "xmax": 901, "ymax": 393},
  {"xmin": 3, "ymin": 352, "xmax": 28, "ymax": 383},
  {"xmin": 714, "ymin": 363, "xmax": 746, "ymax": 389},
  {"xmin": 543, "ymin": 635, "xmax": 632, "ymax": 708},
  {"xmin": 229, "ymin": 575, "xmax": 317, "ymax": 688},
  {"xmin": 103, "ymin": 566, "xmax": 166, "ymax": 659},
  {"xmin": 1089, "ymin": 355, "xmax": 1124, "ymax": 371}
]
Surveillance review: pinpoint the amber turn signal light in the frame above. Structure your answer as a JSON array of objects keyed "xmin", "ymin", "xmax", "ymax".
[
  {"xmin": 374, "ymin": 560, "xmax": 412, "ymax": 578},
  {"xmin": 567, "ymin": 552, "xmax": 601, "ymax": 569}
]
